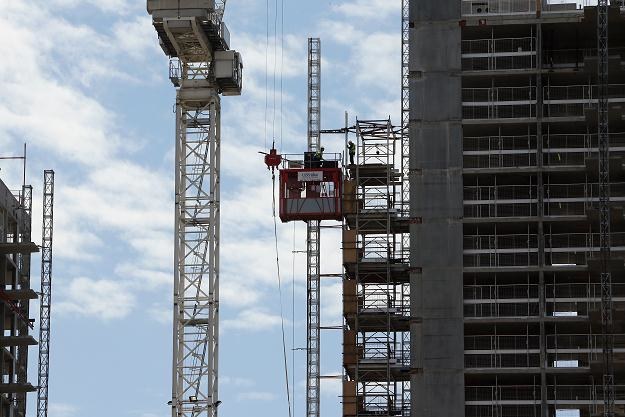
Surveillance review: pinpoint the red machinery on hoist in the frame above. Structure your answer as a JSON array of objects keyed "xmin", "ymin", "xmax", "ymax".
[{"xmin": 264, "ymin": 148, "xmax": 343, "ymax": 223}]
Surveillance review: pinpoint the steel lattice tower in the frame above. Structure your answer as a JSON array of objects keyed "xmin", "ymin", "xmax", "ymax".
[
  {"xmin": 37, "ymin": 170, "xmax": 54, "ymax": 417},
  {"xmin": 147, "ymin": 1, "xmax": 242, "ymax": 416},
  {"xmin": 597, "ymin": 0, "xmax": 614, "ymax": 415},
  {"xmin": 306, "ymin": 37, "xmax": 321, "ymax": 417},
  {"xmin": 401, "ymin": 0, "xmax": 410, "ymax": 211}
]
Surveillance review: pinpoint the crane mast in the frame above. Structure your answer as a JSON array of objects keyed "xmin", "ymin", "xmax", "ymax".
[
  {"xmin": 306, "ymin": 37, "xmax": 321, "ymax": 417},
  {"xmin": 37, "ymin": 170, "xmax": 55, "ymax": 417},
  {"xmin": 147, "ymin": 1, "xmax": 242, "ymax": 416}
]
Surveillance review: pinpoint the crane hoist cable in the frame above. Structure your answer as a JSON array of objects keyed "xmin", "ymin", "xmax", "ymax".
[{"xmin": 271, "ymin": 165, "xmax": 293, "ymax": 417}]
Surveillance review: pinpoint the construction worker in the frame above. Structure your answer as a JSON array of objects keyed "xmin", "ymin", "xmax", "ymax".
[
  {"xmin": 314, "ymin": 147, "xmax": 325, "ymax": 167},
  {"xmin": 348, "ymin": 140, "xmax": 356, "ymax": 165}
]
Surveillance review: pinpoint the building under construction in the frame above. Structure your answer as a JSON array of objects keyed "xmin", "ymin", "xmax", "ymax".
[
  {"xmin": 406, "ymin": 0, "xmax": 625, "ymax": 417},
  {"xmin": 0, "ymin": 179, "xmax": 38, "ymax": 417}
]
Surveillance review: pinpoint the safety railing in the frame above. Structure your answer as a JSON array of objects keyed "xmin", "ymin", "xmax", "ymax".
[
  {"xmin": 464, "ymin": 301, "xmax": 539, "ymax": 318},
  {"xmin": 464, "ymin": 135, "xmax": 538, "ymax": 152},
  {"xmin": 464, "ymin": 234, "xmax": 538, "ymax": 251},
  {"xmin": 466, "ymin": 405, "xmax": 539, "ymax": 417},
  {"xmin": 544, "ymin": 47, "xmax": 625, "ymax": 70},
  {"xmin": 461, "ymin": 0, "xmax": 537, "ymax": 15},
  {"xmin": 359, "ymin": 337, "xmax": 410, "ymax": 364},
  {"xmin": 462, "ymin": 37, "xmax": 536, "ymax": 72},
  {"xmin": 465, "ymin": 334, "xmax": 541, "ymax": 350},
  {"xmin": 463, "ymin": 132, "xmax": 625, "ymax": 169},
  {"xmin": 464, "ymin": 181, "xmax": 625, "ymax": 219},
  {"xmin": 466, "ymin": 384, "xmax": 625, "ymax": 403},
  {"xmin": 463, "ymin": 231, "xmax": 625, "ymax": 267},
  {"xmin": 465, "ymin": 353, "xmax": 540, "ymax": 368},
  {"xmin": 461, "ymin": 0, "xmax": 616, "ymax": 17},
  {"xmin": 545, "ymin": 84, "xmax": 625, "ymax": 117},
  {"xmin": 547, "ymin": 333, "xmax": 625, "ymax": 350},
  {"xmin": 361, "ymin": 285, "xmax": 411, "ymax": 315},
  {"xmin": 463, "ymin": 86, "xmax": 537, "ymax": 120},
  {"xmin": 464, "ymin": 284, "xmax": 539, "ymax": 302}
]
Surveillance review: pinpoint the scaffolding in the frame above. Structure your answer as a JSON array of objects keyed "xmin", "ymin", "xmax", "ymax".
[{"xmin": 343, "ymin": 119, "xmax": 410, "ymax": 417}]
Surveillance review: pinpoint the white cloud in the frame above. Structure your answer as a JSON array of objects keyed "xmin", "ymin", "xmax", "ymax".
[
  {"xmin": 56, "ymin": 277, "xmax": 135, "ymax": 320},
  {"xmin": 222, "ymin": 309, "xmax": 285, "ymax": 331},
  {"xmin": 147, "ymin": 304, "xmax": 172, "ymax": 325},
  {"xmin": 221, "ymin": 376, "xmax": 256, "ymax": 387},
  {"xmin": 237, "ymin": 391, "xmax": 276, "ymax": 401},
  {"xmin": 49, "ymin": 402, "xmax": 78, "ymax": 417},
  {"xmin": 331, "ymin": 0, "xmax": 401, "ymax": 19},
  {"xmin": 46, "ymin": 0, "xmax": 141, "ymax": 15}
]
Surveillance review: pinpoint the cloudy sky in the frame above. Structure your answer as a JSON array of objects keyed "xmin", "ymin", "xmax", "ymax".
[{"xmin": 0, "ymin": 1, "xmax": 401, "ymax": 416}]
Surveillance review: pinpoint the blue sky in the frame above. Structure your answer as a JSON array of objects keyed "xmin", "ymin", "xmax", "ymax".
[{"xmin": 0, "ymin": 1, "xmax": 401, "ymax": 416}]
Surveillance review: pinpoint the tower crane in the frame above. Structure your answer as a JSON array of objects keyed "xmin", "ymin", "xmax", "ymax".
[{"xmin": 146, "ymin": 1, "xmax": 243, "ymax": 416}]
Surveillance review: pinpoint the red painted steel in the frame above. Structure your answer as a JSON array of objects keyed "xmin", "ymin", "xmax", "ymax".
[{"xmin": 279, "ymin": 167, "xmax": 342, "ymax": 222}]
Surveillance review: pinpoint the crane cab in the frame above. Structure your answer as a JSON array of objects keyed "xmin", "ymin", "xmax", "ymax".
[
  {"xmin": 279, "ymin": 155, "xmax": 343, "ymax": 223},
  {"xmin": 215, "ymin": 51, "xmax": 243, "ymax": 95}
]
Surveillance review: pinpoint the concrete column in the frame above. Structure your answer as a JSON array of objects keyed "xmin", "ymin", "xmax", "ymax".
[{"xmin": 409, "ymin": 0, "xmax": 465, "ymax": 416}]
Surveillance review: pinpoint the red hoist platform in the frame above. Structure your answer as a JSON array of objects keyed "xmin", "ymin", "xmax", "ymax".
[{"xmin": 265, "ymin": 149, "xmax": 343, "ymax": 223}]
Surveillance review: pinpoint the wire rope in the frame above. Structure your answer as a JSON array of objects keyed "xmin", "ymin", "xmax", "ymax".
[
  {"xmin": 291, "ymin": 221, "xmax": 296, "ymax": 417},
  {"xmin": 264, "ymin": 0, "xmax": 270, "ymax": 150},
  {"xmin": 272, "ymin": 172, "xmax": 293, "ymax": 417}
]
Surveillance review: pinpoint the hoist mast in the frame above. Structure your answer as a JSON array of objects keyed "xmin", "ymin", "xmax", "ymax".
[
  {"xmin": 306, "ymin": 37, "xmax": 321, "ymax": 417},
  {"xmin": 146, "ymin": 1, "xmax": 242, "ymax": 416}
]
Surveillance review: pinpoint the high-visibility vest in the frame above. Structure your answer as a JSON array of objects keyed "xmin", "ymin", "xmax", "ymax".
[{"xmin": 348, "ymin": 143, "xmax": 355, "ymax": 154}]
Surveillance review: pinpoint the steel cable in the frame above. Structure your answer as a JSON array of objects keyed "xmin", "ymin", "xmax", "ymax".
[{"xmin": 272, "ymin": 172, "xmax": 293, "ymax": 417}]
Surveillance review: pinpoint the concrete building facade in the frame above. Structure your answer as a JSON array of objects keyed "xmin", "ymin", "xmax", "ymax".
[{"xmin": 410, "ymin": 1, "xmax": 625, "ymax": 416}]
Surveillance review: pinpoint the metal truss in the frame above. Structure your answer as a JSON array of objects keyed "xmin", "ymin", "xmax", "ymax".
[
  {"xmin": 401, "ymin": 0, "xmax": 410, "ymax": 212},
  {"xmin": 306, "ymin": 37, "xmax": 321, "ymax": 417},
  {"xmin": 37, "ymin": 170, "xmax": 54, "ymax": 417},
  {"xmin": 597, "ymin": 0, "xmax": 614, "ymax": 415},
  {"xmin": 173, "ymin": 92, "xmax": 221, "ymax": 417},
  {"xmin": 16, "ymin": 184, "xmax": 32, "ymax": 417}
]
